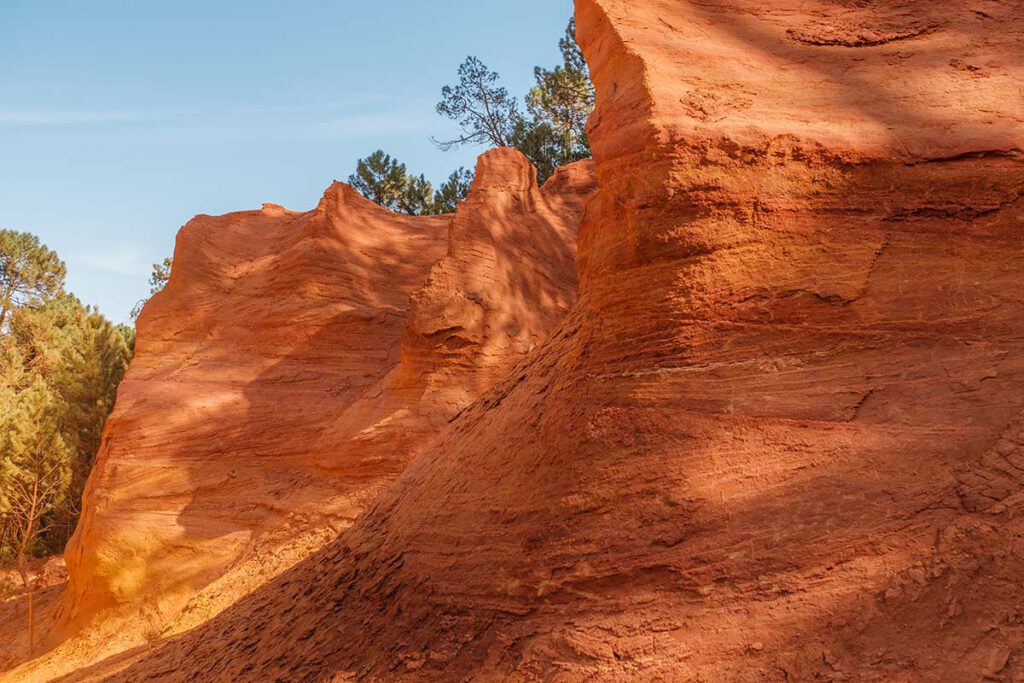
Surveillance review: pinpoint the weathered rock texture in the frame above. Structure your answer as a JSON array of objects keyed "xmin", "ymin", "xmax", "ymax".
[
  {"xmin": 38, "ymin": 148, "xmax": 593, "ymax": 669},
  {"xmin": 393, "ymin": 151, "xmax": 591, "ymax": 427},
  {"xmin": 54, "ymin": 182, "xmax": 451, "ymax": 647},
  {"xmin": 17, "ymin": 0, "xmax": 1024, "ymax": 680},
  {"xmin": 78, "ymin": 0, "xmax": 1024, "ymax": 680}
]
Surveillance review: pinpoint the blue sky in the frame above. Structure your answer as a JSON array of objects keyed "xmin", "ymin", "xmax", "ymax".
[{"xmin": 0, "ymin": 0, "xmax": 574, "ymax": 323}]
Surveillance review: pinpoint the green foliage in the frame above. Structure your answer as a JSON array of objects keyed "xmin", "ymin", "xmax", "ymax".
[
  {"xmin": 433, "ymin": 168, "xmax": 475, "ymax": 214},
  {"xmin": 0, "ymin": 371, "xmax": 72, "ymax": 567},
  {"xmin": 0, "ymin": 237, "xmax": 131, "ymax": 566},
  {"xmin": 349, "ymin": 151, "xmax": 473, "ymax": 215},
  {"xmin": 116, "ymin": 323, "xmax": 136, "ymax": 355},
  {"xmin": 130, "ymin": 257, "xmax": 174, "ymax": 322},
  {"xmin": 398, "ymin": 174, "xmax": 437, "ymax": 216},
  {"xmin": 434, "ymin": 57, "xmax": 520, "ymax": 151},
  {"xmin": 149, "ymin": 257, "xmax": 173, "ymax": 295},
  {"xmin": 348, "ymin": 150, "xmax": 412, "ymax": 212},
  {"xmin": 350, "ymin": 20, "xmax": 585, "ymax": 213},
  {"xmin": 509, "ymin": 119, "xmax": 566, "ymax": 188},
  {"xmin": 0, "ymin": 230, "xmax": 66, "ymax": 335},
  {"xmin": 434, "ymin": 19, "xmax": 595, "ymax": 184},
  {"xmin": 524, "ymin": 19, "xmax": 594, "ymax": 168}
]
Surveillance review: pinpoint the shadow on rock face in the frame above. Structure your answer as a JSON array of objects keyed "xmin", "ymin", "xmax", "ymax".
[
  {"xmin": 30, "ymin": 149, "xmax": 594, "ymax": 682},
  {"xmin": 31, "ymin": 0, "xmax": 1024, "ymax": 680}
]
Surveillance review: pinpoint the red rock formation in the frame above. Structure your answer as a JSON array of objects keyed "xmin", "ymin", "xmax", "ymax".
[
  {"xmin": 54, "ymin": 184, "xmax": 450, "ymax": 645},
  {"xmin": 86, "ymin": 0, "xmax": 1024, "ymax": 681},
  {"xmin": 392, "ymin": 150, "xmax": 593, "ymax": 426},
  {"xmin": 39, "ymin": 148, "xmax": 593, "ymax": 670}
]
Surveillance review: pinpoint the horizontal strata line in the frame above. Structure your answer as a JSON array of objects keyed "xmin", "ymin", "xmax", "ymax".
[
  {"xmin": 600, "ymin": 366, "xmax": 1004, "ymax": 387},
  {"xmin": 582, "ymin": 401, "xmax": 995, "ymax": 433},
  {"xmin": 902, "ymin": 148, "xmax": 1024, "ymax": 164},
  {"xmin": 590, "ymin": 229, "xmax": 1024, "ymax": 281},
  {"xmin": 587, "ymin": 315, "xmax": 1023, "ymax": 336}
]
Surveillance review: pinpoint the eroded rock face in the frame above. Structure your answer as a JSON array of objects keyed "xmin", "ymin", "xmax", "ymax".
[
  {"xmin": 95, "ymin": 1, "xmax": 1024, "ymax": 681},
  {"xmin": 54, "ymin": 183, "xmax": 450, "ymax": 643},
  {"xmin": 394, "ymin": 150, "xmax": 594, "ymax": 425},
  {"xmin": 47, "ymin": 148, "xmax": 594, "ymax": 657}
]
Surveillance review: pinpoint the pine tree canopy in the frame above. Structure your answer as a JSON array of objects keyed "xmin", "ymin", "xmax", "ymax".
[
  {"xmin": 434, "ymin": 18, "xmax": 595, "ymax": 184},
  {"xmin": 348, "ymin": 151, "xmax": 474, "ymax": 216},
  {"xmin": 0, "ymin": 236, "xmax": 132, "ymax": 567},
  {"xmin": 0, "ymin": 230, "xmax": 66, "ymax": 335}
]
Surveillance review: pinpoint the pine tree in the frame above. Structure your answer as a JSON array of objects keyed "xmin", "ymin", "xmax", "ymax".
[
  {"xmin": 434, "ymin": 19, "xmax": 595, "ymax": 183},
  {"xmin": 149, "ymin": 257, "xmax": 172, "ymax": 295},
  {"xmin": 6, "ymin": 295, "xmax": 132, "ymax": 555},
  {"xmin": 0, "ymin": 230, "xmax": 66, "ymax": 334},
  {"xmin": 130, "ymin": 257, "xmax": 173, "ymax": 322},
  {"xmin": 0, "ymin": 369, "xmax": 72, "ymax": 655},
  {"xmin": 0, "ymin": 234, "xmax": 132, "ymax": 586},
  {"xmin": 433, "ymin": 57, "xmax": 520, "ymax": 151},
  {"xmin": 349, "ymin": 152, "xmax": 452, "ymax": 216},
  {"xmin": 525, "ymin": 18, "xmax": 595, "ymax": 162},
  {"xmin": 398, "ymin": 174, "xmax": 438, "ymax": 216},
  {"xmin": 348, "ymin": 150, "xmax": 410, "ymax": 212},
  {"xmin": 433, "ymin": 168, "xmax": 475, "ymax": 213}
]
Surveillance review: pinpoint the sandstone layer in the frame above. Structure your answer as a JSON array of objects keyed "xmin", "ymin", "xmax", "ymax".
[
  {"xmin": 30, "ymin": 148, "xmax": 593, "ymax": 675},
  {"xmin": 393, "ymin": 151, "xmax": 592, "ymax": 427},
  {"xmin": 91, "ymin": 0, "xmax": 1024, "ymax": 680},
  {"xmin": 55, "ymin": 182, "xmax": 450, "ymax": 647}
]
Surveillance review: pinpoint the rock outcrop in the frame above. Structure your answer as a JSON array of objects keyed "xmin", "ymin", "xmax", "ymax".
[
  {"xmin": 86, "ymin": 0, "xmax": 1024, "ymax": 681},
  {"xmin": 393, "ymin": 150, "xmax": 592, "ymax": 426},
  {"xmin": 54, "ymin": 182, "xmax": 451, "ymax": 647},
  {"xmin": 40, "ymin": 148, "xmax": 594, "ymax": 669}
]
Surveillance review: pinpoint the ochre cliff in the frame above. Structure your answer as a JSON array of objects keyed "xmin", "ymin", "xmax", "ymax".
[
  {"xmin": 393, "ymin": 151, "xmax": 593, "ymax": 426},
  {"xmin": 25, "ymin": 148, "xmax": 593, "ymax": 676},
  {"xmin": 84, "ymin": 0, "xmax": 1024, "ymax": 681},
  {"xmin": 54, "ymin": 182, "xmax": 451, "ymax": 647}
]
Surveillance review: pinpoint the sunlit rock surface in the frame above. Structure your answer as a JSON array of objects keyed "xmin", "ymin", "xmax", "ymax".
[
  {"xmin": 14, "ymin": 0, "xmax": 1024, "ymax": 680},
  {"xmin": 28, "ymin": 149, "xmax": 592, "ymax": 679}
]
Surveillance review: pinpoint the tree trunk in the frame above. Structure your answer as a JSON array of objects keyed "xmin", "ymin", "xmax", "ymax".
[
  {"xmin": 16, "ymin": 553, "xmax": 33, "ymax": 657},
  {"xmin": 0, "ymin": 284, "xmax": 12, "ymax": 332},
  {"xmin": 27, "ymin": 588, "xmax": 34, "ymax": 658},
  {"xmin": 17, "ymin": 480, "xmax": 39, "ymax": 658}
]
